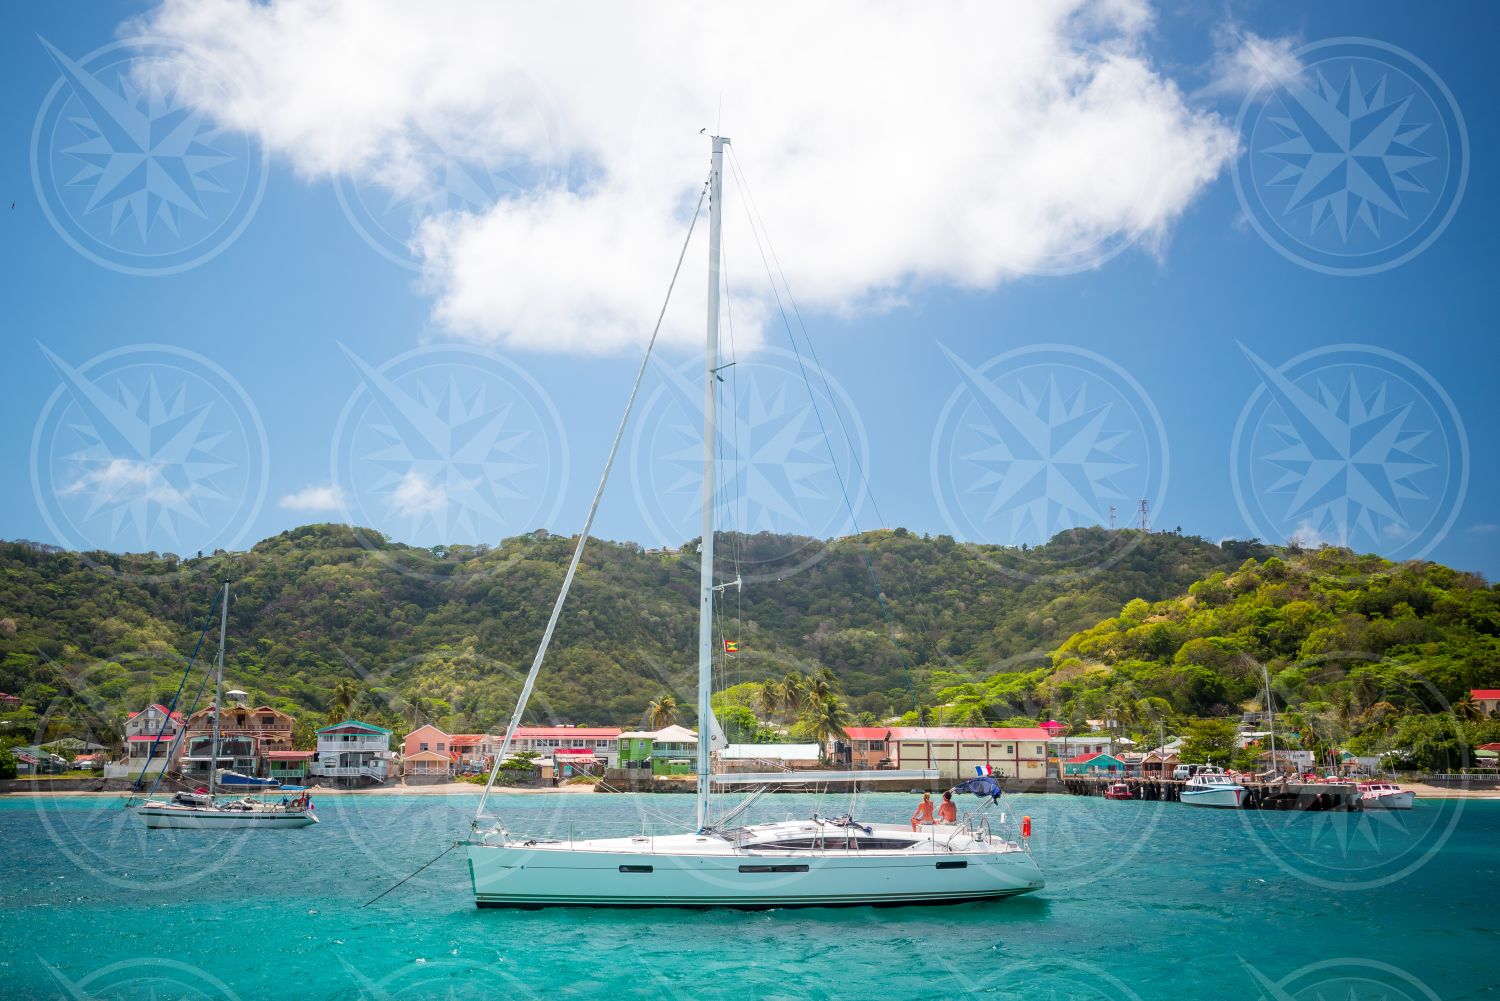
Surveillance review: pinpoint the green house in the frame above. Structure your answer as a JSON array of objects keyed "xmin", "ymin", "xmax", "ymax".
[
  {"xmin": 618, "ymin": 725, "xmax": 698, "ymax": 776},
  {"xmin": 1063, "ymin": 751, "xmax": 1127, "ymax": 776}
]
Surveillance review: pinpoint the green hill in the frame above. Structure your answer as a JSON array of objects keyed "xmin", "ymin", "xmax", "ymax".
[
  {"xmin": 0, "ymin": 524, "xmax": 1246, "ymax": 741},
  {"xmin": 2, "ymin": 525, "xmax": 1495, "ymax": 763}
]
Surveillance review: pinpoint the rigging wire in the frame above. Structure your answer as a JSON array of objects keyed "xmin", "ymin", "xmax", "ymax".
[
  {"xmin": 473, "ymin": 173, "xmax": 713, "ymax": 830},
  {"xmin": 724, "ymin": 146, "xmax": 921, "ymax": 723},
  {"xmin": 128, "ymin": 589, "xmax": 225, "ymax": 805}
]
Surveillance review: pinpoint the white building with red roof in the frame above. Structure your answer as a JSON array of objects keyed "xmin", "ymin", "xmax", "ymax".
[
  {"xmin": 107, "ymin": 703, "xmax": 185, "ymax": 779},
  {"xmin": 1472, "ymin": 689, "xmax": 1500, "ymax": 716}
]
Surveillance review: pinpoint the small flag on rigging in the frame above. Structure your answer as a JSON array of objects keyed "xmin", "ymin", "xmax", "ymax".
[{"xmin": 723, "ymin": 640, "xmax": 740, "ymax": 653}]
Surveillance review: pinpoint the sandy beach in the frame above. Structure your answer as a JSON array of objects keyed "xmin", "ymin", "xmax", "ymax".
[{"xmin": 4, "ymin": 780, "xmax": 1496, "ymax": 799}]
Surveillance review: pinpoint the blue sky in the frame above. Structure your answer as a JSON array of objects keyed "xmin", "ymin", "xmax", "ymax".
[{"xmin": 3, "ymin": 1, "xmax": 1497, "ymax": 578}]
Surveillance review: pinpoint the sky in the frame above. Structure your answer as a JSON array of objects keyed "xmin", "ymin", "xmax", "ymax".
[{"xmin": 2, "ymin": 0, "xmax": 1497, "ymax": 579}]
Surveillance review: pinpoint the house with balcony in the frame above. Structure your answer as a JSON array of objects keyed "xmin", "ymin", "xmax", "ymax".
[
  {"xmin": 179, "ymin": 697, "xmax": 295, "ymax": 779},
  {"xmin": 267, "ymin": 750, "xmax": 315, "ymax": 784},
  {"xmin": 618, "ymin": 724, "xmax": 698, "ymax": 776},
  {"xmin": 107, "ymin": 703, "xmax": 186, "ymax": 780},
  {"xmin": 313, "ymin": 720, "xmax": 395, "ymax": 785}
]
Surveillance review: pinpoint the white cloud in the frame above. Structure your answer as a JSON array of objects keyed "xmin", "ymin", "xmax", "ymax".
[
  {"xmin": 133, "ymin": 0, "xmax": 1237, "ymax": 354},
  {"xmin": 392, "ymin": 471, "xmax": 447, "ymax": 516},
  {"xmin": 278, "ymin": 483, "xmax": 345, "ymax": 511},
  {"xmin": 1202, "ymin": 28, "xmax": 1303, "ymax": 97},
  {"xmin": 61, "ymin": 459, "xmax": 185, "ymax": 505}
]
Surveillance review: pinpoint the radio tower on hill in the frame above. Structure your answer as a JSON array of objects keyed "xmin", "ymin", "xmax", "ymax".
[{"xmin": 1137, "ymin": 500, "xmax": 1149, "ymax": 532}]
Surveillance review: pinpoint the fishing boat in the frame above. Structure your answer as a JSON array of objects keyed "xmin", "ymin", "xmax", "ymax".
[
  {"xmin": 135, "ymin": 581, "xmax": 318, "ymax": 830},
  {"xmin": 1180, "ymin": 773, "xmax": 1246, "ymax": 809},
  {"xmin": 464, "ymin": 136, "xmax": 1045, "ymax": 908},
  {"xmin": 1104, "ymin": 782, "xmax": 1132, "ymax": 800},
  {"xmin": 1357, "ymin": 781, "xmax": 1415, "ymax": 810}
]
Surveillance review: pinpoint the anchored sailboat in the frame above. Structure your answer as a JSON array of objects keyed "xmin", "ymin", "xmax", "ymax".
[
  {"xmin": 135, "ymin": 581, "xmax": 318, "ymax": 830},
  {"xmin": 465, "ymin": 137, "xmax": 1044, "ymax": 908}
]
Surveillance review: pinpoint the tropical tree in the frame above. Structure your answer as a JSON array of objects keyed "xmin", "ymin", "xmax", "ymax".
[
  {"xmin": 801, "ymin": 695, "xmax": 852, "ymax": 755},
  {"xmin": 755, "ymin": 681, "xmax": 782, "ymax": 722},
  {"xmin": 780, "ymin": 673, "xmax": 806, "ymax": 720},
  {"xmin": 647, "ymin": 694, "xmax": 679, "ymax": 729},
  {"xmin": 329, "ymin": 678, "xmax": 358, "ymax": 723},
  {"xmin": 1179, "ymin": 718, "xmax": 1238, "ymax": 766}
]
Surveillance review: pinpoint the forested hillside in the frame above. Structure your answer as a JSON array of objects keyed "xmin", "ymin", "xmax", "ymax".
[
  {"xmin": 3, "ymin": 524, "xmax": 1495, "ymax": 761},
  {"xmin": 0, "ymin": 524, "xmax": 1249, "ymax": 740}
]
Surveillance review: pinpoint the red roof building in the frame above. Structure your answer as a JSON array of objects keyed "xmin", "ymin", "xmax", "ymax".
[{"xmin": 1472, "ymin": 690, "xmax": 1500, "ymax": 715}]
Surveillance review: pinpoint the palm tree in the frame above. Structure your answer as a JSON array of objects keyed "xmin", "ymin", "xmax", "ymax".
[
  {"xmin": 780, "ymin": 673, "xmax": 806, "ymax": 720},
  {"xmin": 647, "ymin": 694, "xmax": 679, "ymax": 729},
  {"xmin": 802, "ymin": 695, "xmax": 852, "ymax": 756},
  {"xmin": 329, "ymin": 678, "xmax": 358, "ymax": 723},
  {"xmin": 755, "ymin": 681, "xmax": 782, "ymax": 723},
  {"xmin": 802, "ymin": 672, "xmax": 835, "ymax": 713},
  {"xmin": 1454, "ymin": 693, "xmax": 1482, "ymax": 721}
]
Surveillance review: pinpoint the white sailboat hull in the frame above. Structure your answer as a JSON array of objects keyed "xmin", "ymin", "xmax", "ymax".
[
  {"xmin": 1180, "ymin": 786, "xmax": 1244, "ymax": 809},
  {"xmin": 136, "ymin": 804, "xmax": 318, "ymax": 829},
  {"xmin": 467, "ymin": 825, "xmax": 1044, "ymax": 908}
]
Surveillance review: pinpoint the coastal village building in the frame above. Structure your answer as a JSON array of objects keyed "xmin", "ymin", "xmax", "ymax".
[
  {"xmin": 180, "ymin": 699, "xmax": 295, "ymax": 779},
  {"xmin": 313, "ymin": 720, "xmax": 395, "ymax": 785},
  {"xmin": 1472, "ymin": 689, "xmax": 1500, "ymax": 716},
  {"xmin": 719, "ymin": 744, "xmax": 822, "ymax": 772},
  {"xmin": 107, "ymin": 703, "xmax": 184, "ymax": 779},
  {"xmin": 1062, "ymin": 751, "xmax": 1126, "ymax": 776},
  {"xmin": 267, "ymin": 750, "xmax": 314, "ymax": 784},
  {"xmin": 0, "ymin": 692, "xmax": 22, "ymax": 709},
  {"xmin": 830, "ymin": 727, "xmax": 1050, "ymax": 780},
  {"xmin": 1048, "ymin": 735, "xmax": 1128, "ymax": 759},
  {"xmin": 397, "ymin": 724, "xmax": 622, "ymax": 780},
  {"xmin": 619, "ymin": 724, "xmax": 699, "ymax": 776}
]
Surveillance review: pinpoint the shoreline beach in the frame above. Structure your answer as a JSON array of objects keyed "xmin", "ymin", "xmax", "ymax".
[{"xmin": 3, "ymin": 781, "xmax": 1495, "ymax": 799}]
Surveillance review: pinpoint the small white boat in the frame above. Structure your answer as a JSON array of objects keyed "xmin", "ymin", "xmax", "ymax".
[
  {"xmin": 1180, "ymin": 773, "xmax": 1245, "ymax": 809},
  {"xmin": 1358, "ymin": 781, "xmax": 1415, "ymax": 810}
]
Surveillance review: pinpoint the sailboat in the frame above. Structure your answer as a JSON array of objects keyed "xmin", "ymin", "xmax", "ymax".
[
  {"xmin": 465, "ymin": 136, "xmax": 1044, "ymax": 908},
  {"xmin": 135, "ymin": 581, "xmax": 318, "ymax": 830}
]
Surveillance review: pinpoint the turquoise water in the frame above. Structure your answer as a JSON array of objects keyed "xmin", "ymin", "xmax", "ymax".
[{"xmin": 0, "ymin": 790, "xmax": 1494, "ymax": 1000}]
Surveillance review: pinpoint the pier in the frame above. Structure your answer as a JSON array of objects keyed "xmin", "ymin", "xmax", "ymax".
[{"xmin": 1058, "ymin": 775, "xmax": 1362, "ymax": 811}]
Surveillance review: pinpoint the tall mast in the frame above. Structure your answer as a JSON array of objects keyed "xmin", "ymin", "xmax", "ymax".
[
  {"xmin": 696, "ymin": 135, "xmax": 727, "ymax": 831},
  {"xmin": 210, "ymin": 579, "xmax": 229, "ymax": 797},
  {"xmin": 1264, "ymin": 663, "xmax": 1277, "ymax": 776}
]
